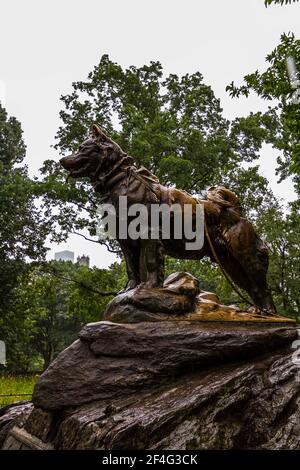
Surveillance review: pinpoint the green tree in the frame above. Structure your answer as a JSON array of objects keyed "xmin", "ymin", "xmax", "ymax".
[
  {"xmin": 265, "ymin": 0, "xmax": 299, "ymax": 5},
  {"xmin": 0, "ymin": 104, "xmax": 50, "ymax": 366},
  {"xmin": 225, "ymin": 22, "xmax": 300, "ymax": 317},
  {"xmin": 17, "ymin": 266, "xmax": 74, "ymax": 370},
  {"xmin": 256, "ymin": 201, "xmax": 300, "ymax": 318},
  {"xmin": 227, "ymin": 33, "xmax": 300, "ymax": 193},
  {"xmin": 39, "ymin": 55, "xmax": 273, "ymax": 255},
  {"xmin": 34, "ymin": 56, "xmax": 286, "ymax": 318},
  {"xmin": 10, "ymin": 260, "xmax": 125, "ymax": 370},
  {"xmin": 66, "ymin": 261, "xmax": 126, "ymax": 323}
]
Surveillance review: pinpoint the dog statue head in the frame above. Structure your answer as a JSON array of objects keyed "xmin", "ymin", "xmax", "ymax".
[{"xmin": 60, "ymin": 125, "xmax": 125, "ymax": 180}]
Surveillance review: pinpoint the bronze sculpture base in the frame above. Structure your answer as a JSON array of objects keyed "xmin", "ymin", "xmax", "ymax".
[
  {"xmin": 175, "ymin": 304, "xmax": 295, "ymax": 324},
  {"xmin": 104, "ymin": 272, "xmax": 296, "ymax": 325},
  {"xmin": 3, "ymin": 320, "xmax": 299, "ymax": 449}
]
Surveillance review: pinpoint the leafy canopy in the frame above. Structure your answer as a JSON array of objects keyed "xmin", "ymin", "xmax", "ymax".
[
  {"xmin": 227, "ymin": 33, "xmax": 300, "ymax": 193},
  {"xmin": 39, "ymin": 55, "xmax": 274, "ymax": 256},
  {"xmin": 265, "ymin": 0, "xmax": 299, "ymax": 5},
  {"xmin": 0, "ymin": 104, "xmax": 50, "ymax": 365}
]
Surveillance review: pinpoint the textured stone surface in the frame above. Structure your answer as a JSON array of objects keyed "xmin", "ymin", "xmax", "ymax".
[
  {"xmin": 1, "ymin": 322, "xmax": 299, "ymax": 450},
  {"xmin": 104, "ymin": 272, "xmax": 200, "ymax": 322},
  {"xmin": 0, "ymin": 401, "xmax": 33, "ymax": 448},
  {"xmin": 50, "ymin": 349, "xmax": 300, "ymax": 450},
  {"xmin": 32, "ymin": 321, "xmax": 297, "ymax": 410},
  {"xmin": 103, "ymin": 272, "xmax": 294, "ymax": 324},
  {"xmin": 2, "ymin": 344, "xmax": 300, "ymax": 450}
]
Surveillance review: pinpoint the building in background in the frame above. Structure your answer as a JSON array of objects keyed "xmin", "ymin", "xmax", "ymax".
[
  {"xmin": 54, "ymin": 250, "xmax": 74, "ymax": 263},
  {"xmin": 77, "ymin": 255, "xmax": 90, "ymax": 268}
]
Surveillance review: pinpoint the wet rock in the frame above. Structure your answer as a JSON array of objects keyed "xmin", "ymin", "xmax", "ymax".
[
  {"xmin": 50, "ymin": 348, "xmax": 300, "ymax": 450},
  {"xmin": 103, "ymin": 272, "xmax": 294, "ymax": 324},
  {"xmin": 104, "ymin": 272, "xmax": 200, "ymax": 322},
  {"xmin": 0, "ymin": 401, "xmax": 33, "ymax": 448},
  {"xmin": 1, "ymin": 321, "xmax": 299, "ymax": 450},
  {"xmin": 32, "ymin": 321, "xmax": 297, "ymax": 410}
]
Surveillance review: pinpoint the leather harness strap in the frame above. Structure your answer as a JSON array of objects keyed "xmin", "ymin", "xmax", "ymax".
[
  {"xmin": 193, "ymin": 197, "xmax": 275, "ymax": 316},
  {"xmin": 92, "ymin": 140, "xmax": 274, "ymax": 316},
  {"xmin": 124, "ymin": 165, "xmax": 274, "ymax": 315}
]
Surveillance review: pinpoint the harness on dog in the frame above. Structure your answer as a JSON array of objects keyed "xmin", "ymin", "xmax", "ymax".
[
  {"xmin": 192, "ymin": 196, "xmax": 276, "ymax": 316},
  {"xmin": 125, "ymin": 166, "xmax": 160, "ymax": 201},
  {"xmin": 92, "ymin": 134, "xmax": 274, "ymax": 316},
  {"xmin": 124, "ymin": 166, "xmax": 274, "ymax": 315}
]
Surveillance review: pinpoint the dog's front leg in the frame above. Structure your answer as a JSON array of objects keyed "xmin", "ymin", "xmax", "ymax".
[{"xmin": 139, "ymin": 239, "xmax": 165, "ymax": 289}]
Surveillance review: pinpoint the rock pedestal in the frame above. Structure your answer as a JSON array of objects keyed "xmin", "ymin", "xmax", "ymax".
[
  {"xmin": 104, "ymin": 272, "xmax": 294, "ymax": 324},
  {"xmin": 1, "ymin": 319, "xmax": 299, "ymax": 450}
]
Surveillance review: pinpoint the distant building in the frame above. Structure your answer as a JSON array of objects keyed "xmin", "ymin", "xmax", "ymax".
[
  {"xmin": 54, "ymin": 250, "xmax": 74, "ymax": 263},
  {"xmin": 77, "ymin": 255, "xmax": 90, "ymax": 268}
]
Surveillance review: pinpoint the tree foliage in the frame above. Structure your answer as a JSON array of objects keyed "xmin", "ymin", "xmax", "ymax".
[
  {"xmin": 257, "ymin": 205, "xmax": 300, "ymax": 317},
  {"xmin": 0, "ymin": 105, "xmax": 50, "ymax": 365},
  {"xmin": 227, "ymin": 33, "xmax": 300, "ymax": 193},
  {"xmin": 265, "ymin": 0, "xmax": 299, "ymax": 6},
  {"xmin": 2, "ymin": 29, "xmax": 300, "ymax": 373},
  {"xmin": 54, "ymin": 56, "xmax": 270, "ymax": 195},
  {"xmin": 9, "ymin": 260, "xmax": 126, "ymax": 370},
  {"xmin": 39, "ymin": 55, "xmax": 274, "ymax": 258}
]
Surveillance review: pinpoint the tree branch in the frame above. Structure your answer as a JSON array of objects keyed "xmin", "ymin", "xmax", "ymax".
[
  {"xmin": 71, "ymin": 231, "xmax": 102, "ymax": 244},
  {"xmin": 40, "ymin": 267, "xmax": 118, "ymax": 297},
  {"xmin": 72, "ymin": 231, "xmax": 122, "ymax": 254}
]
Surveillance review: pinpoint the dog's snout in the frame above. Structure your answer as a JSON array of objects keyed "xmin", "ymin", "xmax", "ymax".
[{"xmin": 60, "ymin": 155, "xmax": 73, "ymax": 169}]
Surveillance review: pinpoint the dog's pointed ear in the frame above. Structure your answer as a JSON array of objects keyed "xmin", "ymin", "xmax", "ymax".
[
  {"xmin": 92, "ymin": 124, "xmax": 125, "ymax": 155},
  {"xmin": 92, "ymin": 124, "xmax": 109, "ymax": 141}
]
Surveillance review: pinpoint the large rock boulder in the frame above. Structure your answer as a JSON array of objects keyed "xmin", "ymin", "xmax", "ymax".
[
  {"xmin": 32, "ymin": 321, "xmax": 297, "ymax": 410},
  {"xmin": 1, "ymin": 320, "xmax": 299, "ymax": 450},
  {"xmin": 0, "ymin": 402, "xmax": 33, "ymax": 449},
  {"xmin": 104, "ymin": 272, "xmax": 294, "ymax": 324}
]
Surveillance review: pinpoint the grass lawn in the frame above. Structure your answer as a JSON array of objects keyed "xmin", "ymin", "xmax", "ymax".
[{"xmin": 0, "ymin": 375, "xmax": 38, "ymax": 408}]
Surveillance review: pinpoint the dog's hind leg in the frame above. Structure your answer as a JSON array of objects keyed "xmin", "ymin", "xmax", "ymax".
[
  {"xmin": 243, "ymin": 249, "xmax": 276, "ymax": 313},
  {"xmin": 219, "ymin": 221, "xmax": 276, "ymax": 314}
]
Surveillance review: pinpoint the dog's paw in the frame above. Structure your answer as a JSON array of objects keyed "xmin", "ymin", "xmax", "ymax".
[{"xmin": 118, "ymin": 280, "xmax": 139, "ymax": 294}]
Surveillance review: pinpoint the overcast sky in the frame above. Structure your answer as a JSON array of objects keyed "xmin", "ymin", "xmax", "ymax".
[{"xmin": 1, "ymin": 0, "xmax": 299, "ymax": 268}]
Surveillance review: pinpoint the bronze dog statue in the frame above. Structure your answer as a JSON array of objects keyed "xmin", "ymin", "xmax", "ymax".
[{"xmin": 60, "ymin": 124, "xmax": 276, "ymax": 314}]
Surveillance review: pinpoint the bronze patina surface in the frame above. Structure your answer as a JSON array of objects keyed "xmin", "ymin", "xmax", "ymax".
[
  {"xmin": 60, "ymin": 125, "xmax": 279, "ymax": 316},
  {"xmin": 103, "ymin": 272, "xmax": 295, "ymax": 324}
]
